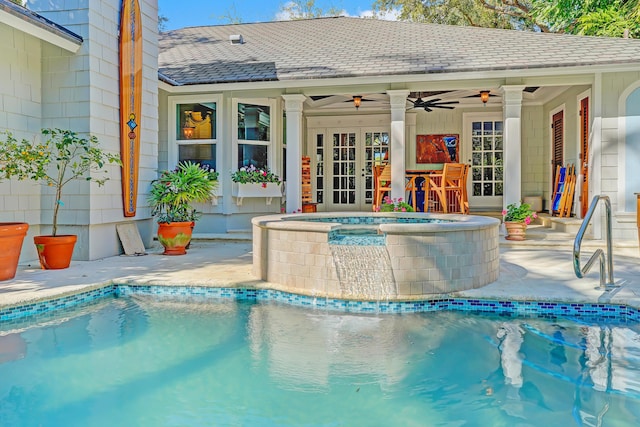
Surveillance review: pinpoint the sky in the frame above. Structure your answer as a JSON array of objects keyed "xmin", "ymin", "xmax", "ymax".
[{"xmin": 158, "ymin": 0, "xmax": 392, "ymax": 30}]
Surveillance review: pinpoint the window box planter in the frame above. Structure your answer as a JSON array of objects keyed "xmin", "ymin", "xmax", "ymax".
[{"xmin": 232, "ymin": 182, "xmax": 282, "ymax": 206}]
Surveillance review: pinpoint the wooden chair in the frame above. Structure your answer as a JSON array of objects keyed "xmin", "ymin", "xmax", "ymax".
[
  {"xmin": 427, "ymin": 163, "xmax": 469, "ymax": 214},
  {"xmin": 373, "ymin": 164, "xmax": 391, "ymax": 210},
  {"xmin": 405, "ymin": 174, "xmax": 430, "ymax": 211}
]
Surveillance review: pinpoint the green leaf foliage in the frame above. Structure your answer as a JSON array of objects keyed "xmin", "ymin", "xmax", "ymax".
[
  {"xmin": 375, "ymin": 0, "xmax": 640, "ymax": 37},
  {"xmin": 149, "ymin": 161, "xmax": 218, "ymax": 223},
  {"xmin": 0, "ymin": 129, "xmax": 121, "ymax": 236}
]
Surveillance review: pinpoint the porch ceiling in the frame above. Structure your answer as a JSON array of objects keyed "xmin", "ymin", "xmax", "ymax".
[{"xmin": 303, "ymin": 86, "xmax": 569, "ymax": 112}]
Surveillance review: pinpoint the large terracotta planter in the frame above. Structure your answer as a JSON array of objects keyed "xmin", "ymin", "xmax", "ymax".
[
  {"xmin": 0, "ymin": 222, "xmax": 29, "ymax": 281},
  {"xmin": 157, "ymin": 221, "xmax": 193, "ymax": 255},
  {"xmin": 504, "ymin": 221, "xmax": 527, "ymax": 241},
  {"xmin": 34, "ymin": 235, "xmax": 77, "ymax": 269}
]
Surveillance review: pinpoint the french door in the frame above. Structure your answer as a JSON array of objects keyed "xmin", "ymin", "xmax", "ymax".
[
  {"xmin": 311, "ymin": 128, "xmax": 389, "ymax": 211},
  {"xmin": 463, "ymin": 113, "xmax": 504, "ymax": 210}
]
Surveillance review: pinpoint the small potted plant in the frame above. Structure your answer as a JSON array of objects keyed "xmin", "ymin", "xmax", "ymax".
[
  {"xmin": 230, "ymin": 164, "xmax": 281, "ymax": 205},
  {"xmin": 375, "ymin": 196, "xmax": 414, "ymax": 212},
  {"xmin": 149, "ymin": 161, "xmax": 218, "ymax": 255},
  {"xmin": 0, "ymin": 128, "xmax": 121, "ymax": 269},
  {"xmin": 502, "ymin": 202, "xmax": 538, "ymax": 241}
]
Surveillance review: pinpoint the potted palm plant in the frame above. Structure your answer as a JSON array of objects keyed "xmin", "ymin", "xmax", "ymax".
[
  {"xmin": 0, "ymin": 128, "xmax": 121, "ymax": 269},
  {"xmin": 148, "ymin": 161, "xmax": 218, "ymax": 255}
]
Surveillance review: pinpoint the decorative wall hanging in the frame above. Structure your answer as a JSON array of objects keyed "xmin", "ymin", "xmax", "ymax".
[
  {"xmin": 119, "ymin": 0, "xmax": 142, "ymax": 217},
  {"xmin": 416, "ymin": 134, "xmax": 459, "ymax": 163}
]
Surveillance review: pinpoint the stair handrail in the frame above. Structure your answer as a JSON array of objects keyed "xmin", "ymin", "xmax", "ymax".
[{"xmin": 573, "ymin": 195, "xmax": 615, "ymax": 289}]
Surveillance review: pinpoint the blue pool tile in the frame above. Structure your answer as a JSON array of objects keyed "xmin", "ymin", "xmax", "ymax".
[{"xmin": 2, "ymin": 284, "xmax": 640, "ymax": 324}]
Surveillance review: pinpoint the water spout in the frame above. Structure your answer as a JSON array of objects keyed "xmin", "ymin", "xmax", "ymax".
[{"xmin": 330, "ymin": 245, "xmax": 397, "ymax": 300}]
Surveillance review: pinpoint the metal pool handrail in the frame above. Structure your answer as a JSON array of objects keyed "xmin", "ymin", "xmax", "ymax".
[{"xmin": 573, "ymin": 195, "xmax": 615, "ymax": 289}]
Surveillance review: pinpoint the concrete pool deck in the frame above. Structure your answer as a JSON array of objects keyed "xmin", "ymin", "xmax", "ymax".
[{"xmin": 0, "ymin": 227, "xmax": 639, "ymax": 311}]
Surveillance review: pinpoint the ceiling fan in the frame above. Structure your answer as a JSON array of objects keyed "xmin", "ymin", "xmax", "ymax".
[{"xmin": 408, "ymin": 96, "xmax": 459, "ymax": 112}]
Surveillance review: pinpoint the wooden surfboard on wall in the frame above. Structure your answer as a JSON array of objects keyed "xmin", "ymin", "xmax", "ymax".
[{"xmin": 119, "ymin": 0, "xmax": 142, "ymax": 217}]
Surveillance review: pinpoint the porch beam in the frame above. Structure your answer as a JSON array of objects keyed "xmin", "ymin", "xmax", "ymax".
[
  {"xmin": 501, "ymin": 85, "xmax": 525, "ymax": 209},
  {"xmin": 387, "ymin": 90, "xmax": 410, "ymax": 202},
  {"xmin": 282, "ymin": 94, "xmax": 307, "ymax": 213}
]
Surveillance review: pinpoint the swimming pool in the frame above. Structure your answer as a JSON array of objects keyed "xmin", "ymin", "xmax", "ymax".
[{"xmin": 1, "ymin": 293, "xmax": 639, "ymax": 426}]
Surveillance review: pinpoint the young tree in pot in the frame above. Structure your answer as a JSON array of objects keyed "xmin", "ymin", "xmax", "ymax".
[
  {"xmin": 0, "ymin": 128, "xmax": 121, "ymax": 269},
  {"xmin": 148, "ymin": 161, "xmax": 218, "ymax": 255}
]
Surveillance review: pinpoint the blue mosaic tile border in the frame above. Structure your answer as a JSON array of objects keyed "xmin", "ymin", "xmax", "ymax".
[
  {"xmin": 0, "ymin": 285, "xmax": 116, "ymax": 322},
  {"xmin": 117, "ymin": 285, "xmax": 640, "ymax": 322},
  {"xmin": 1, "ymin": 284, "xmax": 639, "ymax": 324}
]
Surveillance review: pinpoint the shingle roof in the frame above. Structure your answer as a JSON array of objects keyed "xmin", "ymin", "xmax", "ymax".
[
  {"xmin": 158, "ymin": 16, "xmax": 640, "ymax": 86},
  {"xmin": 0, "ymin": 0, "xmax": 83, "ymax": 45}
]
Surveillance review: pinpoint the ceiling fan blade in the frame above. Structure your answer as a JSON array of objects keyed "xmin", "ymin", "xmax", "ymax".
[
  {"xmin": 423, "ymin": 106, "xmax": 432, "ymax": 112},
  {"xmin": 431, "ymin": 105, "xmax": 456, "ymax": 109},
  {"xmin": 427, "ymin": 100, "xmax": 459, "ymax": 105}
]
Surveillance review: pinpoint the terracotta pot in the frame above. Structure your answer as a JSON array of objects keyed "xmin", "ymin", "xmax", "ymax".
[
  {"xmin": 0, "ymin": 222, "xmax": 29, "ymax": 281},
  {"xmin": 34, "ymin": 235, "xmax": 77, "ymax": 269},
  {"xmin": 157, "ymin": 221, "xmax": 193, "ymax": 255},
  {"xmin": 504, "ymin": 221, "xmax": 527, "ymax": 241}
]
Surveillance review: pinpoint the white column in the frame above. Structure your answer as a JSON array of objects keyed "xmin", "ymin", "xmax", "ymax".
[
  {"xmin": 501, "ymin": 85, "xmax": 525, "ymax": 208},
  {"xmin": 281, "ymin": 94, "xmax": 307, "ymax": 213},
  {"xmin": 387, "ymin": 90, "xmax": 410, "ymax": 200}
]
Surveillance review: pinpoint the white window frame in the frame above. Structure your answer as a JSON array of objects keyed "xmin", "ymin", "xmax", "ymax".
[
  {"xmin": 232, "ymin": 98, "xmax": 278, "ymax": 173},
  {"xmin": 168, "ymin": 94, "xmax": 222, "ymax": 170}
]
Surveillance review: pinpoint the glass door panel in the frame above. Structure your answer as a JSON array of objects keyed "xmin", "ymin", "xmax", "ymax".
[
  {"xmin": 363, "ymin": 131, "xmax": 389, "ymax": 205},
  {"xmin": 330, "ymin": 132, "xmax": 357, "ymax": 208},
  {"xmin": 468, "ymin": 119, "xmax": 503, "ymax": 209}
]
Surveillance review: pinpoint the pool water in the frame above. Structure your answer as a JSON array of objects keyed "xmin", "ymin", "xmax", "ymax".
[{"xmin": 1, "ymin": 296, "xmax": 640, "ymax": 426}]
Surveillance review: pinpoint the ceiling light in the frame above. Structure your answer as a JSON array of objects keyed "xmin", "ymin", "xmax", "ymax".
[
  {"xmin": 480, "ymin": 90, "xmax": 490, "ymax": 105},
  {"xmin": 353, "ymin": 95, "xmax": 362, "ymax": 110}
]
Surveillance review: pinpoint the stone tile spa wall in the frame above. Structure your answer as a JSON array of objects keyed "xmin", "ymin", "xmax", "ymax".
[{"xmin": 252, "ymin": 213, "xmax": 500, "ymax": 301}]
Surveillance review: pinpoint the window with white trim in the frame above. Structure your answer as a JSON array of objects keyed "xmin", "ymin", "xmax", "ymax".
[
  {"xmin": 169, "ymin": 95, "xmax": 221, "ymax": 171},
  {"xmin": 234, "ymin": 99, "xmax": 276, "ymax": 170}
]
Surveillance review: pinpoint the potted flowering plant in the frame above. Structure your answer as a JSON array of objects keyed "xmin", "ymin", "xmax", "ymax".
[
  {"xmin": 375, "ymin": 196, "xmax": 414, "ymax": 212},
  {"xmin": 0, "ymin": 128, "xmax": 121, "ymax": 270},
  {"xmin": 231, "ymin": 164, "xmax": 281, "ymax": 186},
  {"xmin": 231, "ymin": 164, "xmax": 282, "ymax": 205},
  {"xmin": 149, "ymin": 161, "xmax": 218, "ymax": 255},
  {"xmin": 502, "ymin": 202, "xmax": 537, "ymax": 241}
]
